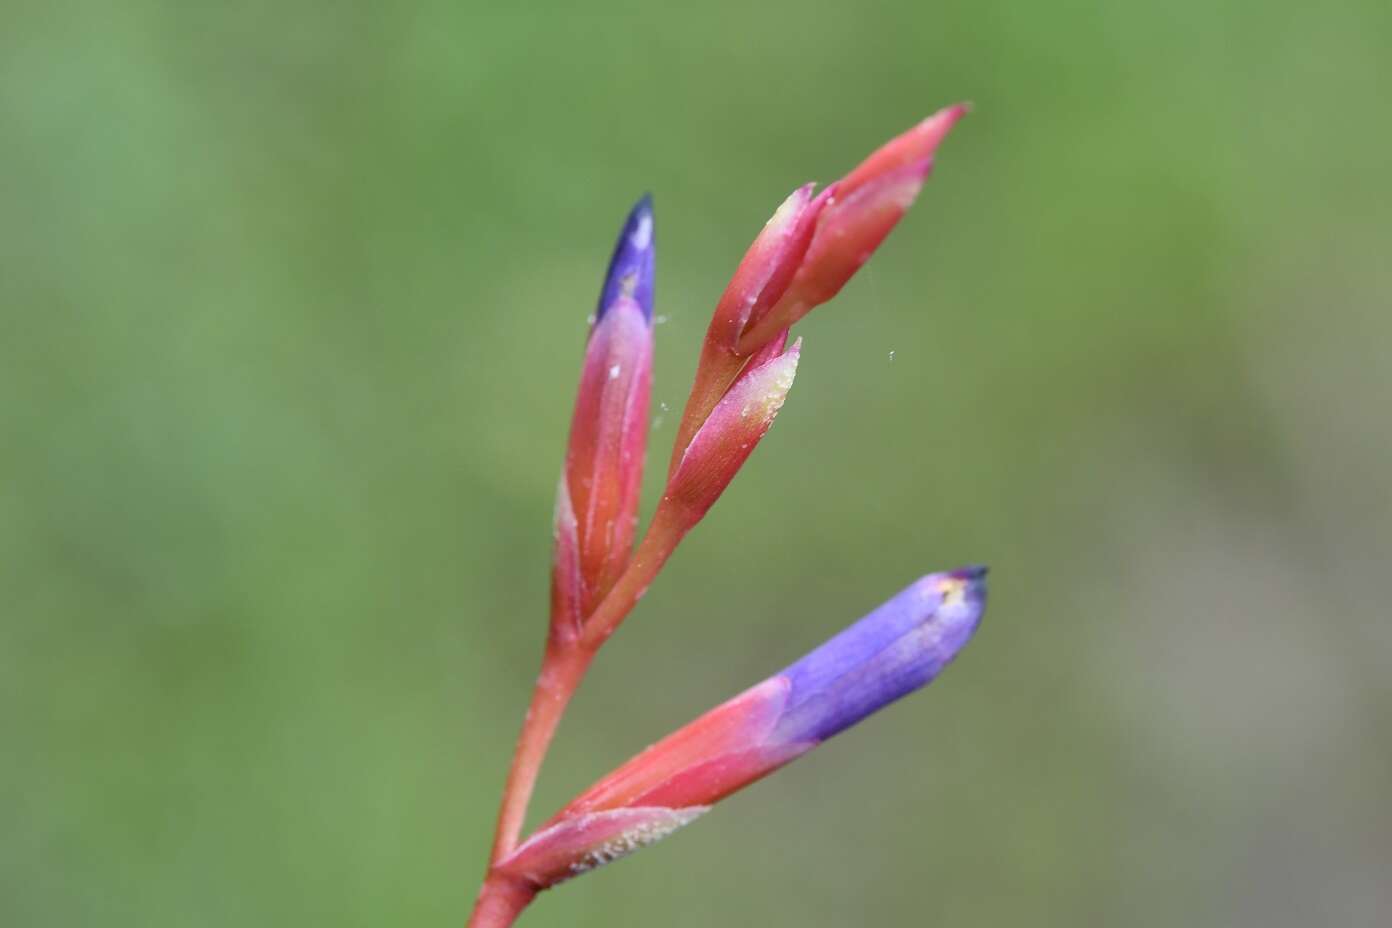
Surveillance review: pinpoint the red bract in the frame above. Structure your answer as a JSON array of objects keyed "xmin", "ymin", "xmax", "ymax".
[
  {"xmin": 707, "ymin": 184, "xmax": 824, "ymax": 352},
  {"xmin": 553, "ymin": 197, "xmax": 656, "ymax": 632},
  {"xmin": 665, "ymin": 336, "xmax": 800, "ymax": 526},
  {"xmin": 560, "ymin": 298, "xmax": 652, "ymax": 620},
  {"xmin": 736, "ymin": 104, "xmax": 967, "ymax": 352}
]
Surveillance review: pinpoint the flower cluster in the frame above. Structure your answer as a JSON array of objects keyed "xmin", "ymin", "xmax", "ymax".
[{"xmin": 470, "ymin": 105, "xmax": 981, "ymax": 928}]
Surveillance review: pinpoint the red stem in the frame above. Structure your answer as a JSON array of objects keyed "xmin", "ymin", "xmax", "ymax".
[
  {"xmin": 487, "ymin": 642, "xmax": 593, "ymax": 863},
  {"xmin": 475, "ymin": 502, "xmax": 692, "ymax": 927},
  {"xmin": 466, "ymin": 874, "xmax": 536, "ymax": 928},
  {"xmin": 580, "ymin": 502, "xmax": 688, "ymax": 649},
  {"xmin": 484, "ymin": 502, "xmax": 688, "ymax": 864}
]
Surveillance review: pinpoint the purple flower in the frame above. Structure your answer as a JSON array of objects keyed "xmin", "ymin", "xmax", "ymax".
[
  {"xmin": 774, "ymin": 565, "xmax": 987, "ymax": 742},
  {"xmin": 594, "ymin": 194, "xmax": 655, "ymax": 323},
  {"xmin": 496, "ymin": 568, "xmax": 987, "ymax": 889}
]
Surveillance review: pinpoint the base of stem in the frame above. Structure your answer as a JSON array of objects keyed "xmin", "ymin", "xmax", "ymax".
[{"xmin": 466, "ymin": 874, "xmax": 536, "ymax": 928}]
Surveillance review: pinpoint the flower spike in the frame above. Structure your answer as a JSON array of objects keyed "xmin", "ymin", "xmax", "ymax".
[
  {"xmin": 473, "ymin": 110, "xmax": 979, "ymax": 928},
  {"xmin": 496, "ymin": 568, "xmax": 987, "ymax": 890},
  {"xmin": 669, "ymin": 107, "xmax": 966, "ymax": 473},
  {"xmin": 554, "ymin": 196, "xmax": 656, "ymax": 632},
  {"xmin": 668, "ymin": 186, "xmax": 828, "ymax": 472},
  {"xmin": 736, "ymin": 104, "xmax": 967, "ymax": 353}
]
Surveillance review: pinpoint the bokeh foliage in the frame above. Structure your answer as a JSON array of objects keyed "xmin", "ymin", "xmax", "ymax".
[{"xmin": 4, "ymin": 2, "xmax": 1390, "ymax": 925}]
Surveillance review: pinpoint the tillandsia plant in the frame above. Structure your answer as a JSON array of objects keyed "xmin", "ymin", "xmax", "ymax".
[{"xmin": 469, "ymin": 105, "xmax": 982, "ymax": 928}]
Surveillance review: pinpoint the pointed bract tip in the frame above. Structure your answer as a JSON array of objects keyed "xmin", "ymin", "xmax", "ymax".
[
  {"xmin": 779, "ymin": 182, "xmax": 817, "ymax": 208},
  {"xmin": 595, "ymin": 194, "xmax": 656, "ymax": 324},
  {"xmin": 837, "ymin": 105, "xmax": 966, "ymax": 199},
  {"xmin": 940, "ymin": 102, "xmax": 971, "ymax": 124},
  {"xmin": 703, "ymin": 185, "xmax": 827, "ymax": 358}
]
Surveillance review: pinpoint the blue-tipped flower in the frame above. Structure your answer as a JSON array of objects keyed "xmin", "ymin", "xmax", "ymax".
[
  {"xmin": 594, "ymin": 194, "xmax": 655, "ymax": 324},
  {"xmin": 553, "ymin": 196, "xmax": 657, "ymax": 634},
  {"xmin": 498, "ymin": 568, "xmax": 986, "ymax": 889}
]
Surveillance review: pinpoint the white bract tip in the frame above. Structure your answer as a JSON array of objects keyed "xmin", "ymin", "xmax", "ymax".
[{"xmin": 632, "ymin": 214, "xmax": 653, "ymax": 249}]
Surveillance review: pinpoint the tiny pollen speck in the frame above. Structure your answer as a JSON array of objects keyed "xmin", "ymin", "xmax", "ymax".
[
  {"xmin": 888, "ymin": 350, "xmax": 895, "ymax": 361},
  {"xmin": 608, "ymin": 364, "xmax": 621, "ymax": 380},
  {"xmin": 938, "ymin": 577, "xmax": 967, "ymax": 606},
  {"xmin": 654, "ymin": 314, "xmax": 669, "ymax": 325}
]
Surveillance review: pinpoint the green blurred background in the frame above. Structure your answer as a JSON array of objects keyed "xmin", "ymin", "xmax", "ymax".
[{"xmin": 5, "ymin": 2, "xmax": 1390, "ymax": 925}]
